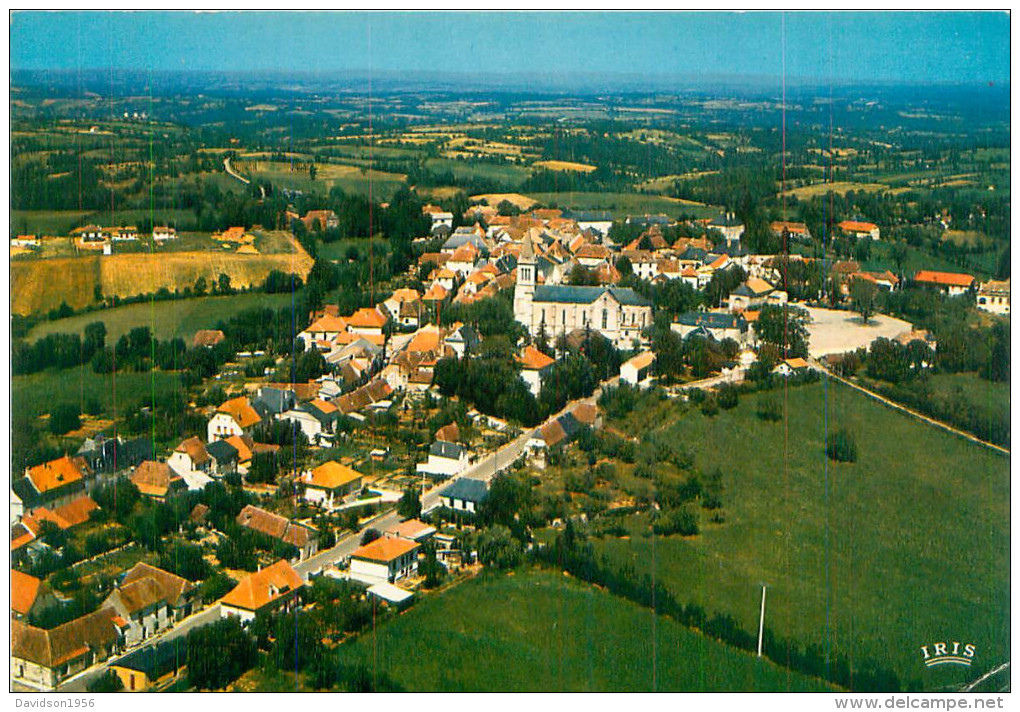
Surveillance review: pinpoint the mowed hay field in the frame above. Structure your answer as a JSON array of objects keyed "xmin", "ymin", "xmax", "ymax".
[
  {"xmin": 594, "ymin": 380, "xmax": 1009, "ymax": 689},
  {"xmin": 340, "ymin": 570, "xmax": 834, "ymax": 692},
  {"xmin": 10, "ymin": 233, "xmax": 313, "ymax": 316}
]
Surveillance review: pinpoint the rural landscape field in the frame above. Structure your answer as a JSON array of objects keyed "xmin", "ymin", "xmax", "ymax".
[{"xmin": 8, "ymin": 10, "xmax": 1010, "ymax": 701}]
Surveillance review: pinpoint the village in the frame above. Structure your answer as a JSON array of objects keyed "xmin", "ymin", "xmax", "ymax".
[{"xmin": 10, "ymin": 193, "xmax": 1010, "ymax": 692}]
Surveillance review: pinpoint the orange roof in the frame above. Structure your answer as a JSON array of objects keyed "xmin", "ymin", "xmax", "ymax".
[
  {"xmin": 306, "ymin": 314, "xmax": 347, "ymax": 333},
  {"xmin": 225, "ymin": 435, "xmax": 253, "ymax": 463},
  {"xmin": 352, "ymin": 536, "xmax": 419, "ymax": 563},
  {"xmin": 175, "ymin": 436, "xmax": 210, "ymax": 465},
  {"xmin": 12, "ymin": 569, "xmax": 42, "ymax": 616},
  {"xmin": 217, "ymin": 397, "xmax": 262, "ymax": 429},
  {"xmin": 130, "ymin": 461, "xmax": 181, "ymax": 498},
  {"xmin": 308, "ymin": 398, "xmax": 338, "ymax": 415},
  {"xmin": 26, "ymin": 456, "xmax": 84, "ymax": 495},
  {"xmin": 707, "ymin": 255, "xmax": 730, "ymax": 270},
  {"xmin": 913, "ymin": 270, "xmax": 975, "ymax": 288},
  {"xmin": 346, "ymin": 307, "xmax": 388, "ymax": 329},
  {"xmin": 516, "ymin": 345, "xmax": 555, "ymax": 371},
  {"xmin": 407, "ymin": 326, "xmax": 442, "ymax": 354},
  {"xmin": 306, "ymin": 461, "xmax": 363, "ymax": 490},
  {"xmin": 838, "ymin": 220, "xmax": 878, "ymax": 233},
  {"xmin": 422, "ymin": 283, "xmax": 448, "ymax": 301},
  {"xmin": 784, "ymin": 358, "xmax": 810, "ymax": 370},
  {"xmin": 221, "ymin": 560, "xmax": 303, "ymax": 612},
  {"xmin": 390, "ymin": 287, "xmax": 421, "ymax": 303},
  {"xmin": 571, "ymin": 403, "xmax": 599, "ymax": 426},
  {"xmin": 770, "ymin": 221, "xmax": 809, "ymax": 234}
]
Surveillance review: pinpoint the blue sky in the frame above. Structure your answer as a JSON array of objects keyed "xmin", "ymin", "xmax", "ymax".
[{"xmin": 9, "ymin": 11, "xmax": 1010, "ymax": 84}]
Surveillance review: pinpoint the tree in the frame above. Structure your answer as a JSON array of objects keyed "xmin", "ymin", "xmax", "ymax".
[
  {"xmin": 246, "ymin": 451, "xmax": 279, "ymax": 485},
  {"xmin": 754, "ymin": 304, "xmax": 810, "ymax": 358},
  {"xmin": 850, "ymin": 277, "xmax": 878, "ymax": 324},
  {"xmin": 497, "ymin": 199, "xmax": 521, "ymax": 217},
  {"xmin": 476, "ymin": 524, "xmax": 523, "ymax": 569},
  {"xmin": 217, "ymin": 273, "xmax": 233, "ymax": 295},
  {"xmin": 187, "ymin": 617, "xmax": 257, "ymax": 690},
  {"xmin": 48, "ymin": 403, "xmax": 81, "ymax": 435},
  {"xmin": 826, "ymin": 428, "xmax": 857, "ymax": 463},
  {"xmin": 360, "ymin": 528, "xmax": 382, "ymax": 545},
  {"xmin": 159, "ymin": 542, "xmax": 209, "ymax": 581},
  {"xmin": 891, "ymin": 243, "xmax": 908, "ymax": 275},
  {"xmin": 397, "ymin": 486, "xmax": 422, "ymax": 520},
  {"xmin": 309, "ymin": 163, "xmax": 317, "ymax": 181}
]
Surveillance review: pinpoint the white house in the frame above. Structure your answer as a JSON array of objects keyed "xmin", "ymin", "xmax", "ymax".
[
  {"xmin": 515, "ymin": 345, "xmax": 555, "ymax": 397},
  {"xmin": 349, "ymin": 537, "xmax": 420, "ymax": 585},
  {"xmin": 220, "ymin": 560, "xmax": 304, "ymax": 624},
  {"xmin": 620, "ymin": 351, "xmax": 655, "ymax": 388},
  {"xmin": 976, "ymin": 279, "xmax": 1010, "ymax": 316},
  {"xmin": 278, "ymin": 399, "xmax": 338, "ymax": 444},
  {"xmin": 416, "ymin": 441, "xmax": 470, "ymax": 478},
  {"xmin": 207, "ymin": 397, "xmax": 261, "ymax": 443},
  {"xmin": 167, "ymin": 437, "xmax": 211, "ymax": 482},
  {"xmin": 152, "ymin": 226, "xmax": 178, "ymax": 241},
  {"xmin": 838, "ymin": 220, "xmax": 880, "ymax": 241},
  {"xmin": 300, "ymin": 461, "xmax": 363, "ymax": 510}
]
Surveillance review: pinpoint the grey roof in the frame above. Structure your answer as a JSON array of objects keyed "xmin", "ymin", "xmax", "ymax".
[
  {"xmin": 520, "ymin": 231, "xmax": 536, "ymax": 260},
  {"xmin": 252, "ymin": 387, "xmax": 296, "ymax": 418},
  {"xmin": 445, "ymin": 324, "xmax": 480, "ymax": 350},
  {"xmin": 206, "ymin": 439, "xmax": 238, "ymax": 464},
  {"xmin": 557, "ymin": 412, "xmax": 583, "ymax": 440},
  {"xmin": 112, "ymin": 638, "xmax": 187, "ymax": 678},
  {"xmin": 626, "ymin": 214, "xmax": 671, "ymax": 226},
  {"xmin": 443, "ymin": 231, "xmax": 488, "ymax": 253},
  {"xmin": 564, "ymin": 210, "xmax": 612, "ymax": 222},
  {"xmin": 679, "ymin": 246, "xmax": 708, "ymax": 262},
  {"xmin": 494, "ymin": 254, "xmax": 518, "ymax": 274},
  {"xmin": 430, "ymin": 440, "xmax": 466, "ymax": 460},
  {"xmin": 303, "ymin": 402, "xmax": 338, "ymax": 424},
  {"xmin": 440, "ymin": 478, "xmax": 488, "ymax": 504},
  {"xmin": 533, "ymin": 285, "xmax": 651, "ymax": 307},
  {"xmin": 675, "ymin": 312, "xmax": 747, "ymax": 331}
]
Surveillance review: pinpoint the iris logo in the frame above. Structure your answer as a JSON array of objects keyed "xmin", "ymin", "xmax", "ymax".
[{"xmin": 920, "ymin": 641, "xmax": 976, "ymax": 667}]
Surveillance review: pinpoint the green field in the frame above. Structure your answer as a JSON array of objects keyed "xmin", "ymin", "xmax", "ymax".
[
  {"xmin": 340, "ymin": 569, "xmax": 833, "ymax": 691},
  {"xmin": 593, "ymin": 380, "xmax": 1009, "ymax": 689},
  {"xmin": 425, "ymin": 157, "xmax": 533, "ymax": 187},
  {"xmin": 28, "ymin": 292, "xmax": 300, "ymax": 344},
  {"xmin": 528, "ymin": 191, "xmax": 720, "ymax": 219},
  {"xmin": 12, "ymin": 366, "xmax": 182, "ymax": 420},
  {"xmin": 925, "ymin": 372, "xmax": 1011, "ymax": 434},
  {"xmin": 11, "ymin": 210, "xmax": 94, "ymax": 235}
]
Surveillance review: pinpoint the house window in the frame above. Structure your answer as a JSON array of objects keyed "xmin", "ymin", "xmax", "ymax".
[
  {"xmin": 541, "ymin": 309, "xmax": 546, "ymax": 325},
  {"xmin": 561, "ymin": 309, "xmax": 566, "ymax": 326},
  {"xmin": 602, "ymin": 309, "xmax": 608, "ymax": 329}
]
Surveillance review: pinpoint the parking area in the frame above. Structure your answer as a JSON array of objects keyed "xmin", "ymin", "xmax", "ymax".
[{"xmin": 802, "ymin": 306, "xmax": 915, "ymax": 358}]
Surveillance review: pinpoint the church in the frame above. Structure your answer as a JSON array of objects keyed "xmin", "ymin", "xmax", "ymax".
[{"xmin": 514, "ymin": 232, "xmax": 652, "ymax": 349}]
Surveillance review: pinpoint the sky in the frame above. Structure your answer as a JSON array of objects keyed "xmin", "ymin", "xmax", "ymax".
[{"xmin": 9, "ymin": 11, "xmax": 1011, "ymax": 85}]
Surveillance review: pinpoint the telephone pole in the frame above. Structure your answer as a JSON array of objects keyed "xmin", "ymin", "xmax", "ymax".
[{"xmin": 757, "ymin": 584, "xmax": 767, "ymax": 658}]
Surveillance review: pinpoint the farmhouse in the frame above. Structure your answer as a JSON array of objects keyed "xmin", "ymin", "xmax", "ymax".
[
  {"xmin": 221, "ymin": 560, "xmax": 304, "ymax": 623},
  {"xmin": 191, "ymin": 329, "xmax": 224, "ymax": 348},
  {"xmin": 15, "ymin": 456, "xmax": 87, "ymax": 510},
  {"xmin": 152, "ymin": 226, "xmax": 178, "ymax": 241},
  {"xmin": 349, "ymin": 536, "xmax": 420, "ymax": 585},
  {"xmin": 167, "ymin": 436, "xmax": 211, "ymax": 486},
  {"xmin": 708, "ymin": 213, "xmax": 745, "ymax": 245},
  {"xmin": 103, "ymin": 563, "xmax": 195, "ymax": 646},
  {"xmin": 913, "ymin": 270, "xmax": 975, "ymax": 296},
  {"xmin": 838, "ymin": 220, "xmax": 880, "ymax": 240},
  {"xmin": 386, "ymin": 518, "xmax": 437, "ymax": 544}
]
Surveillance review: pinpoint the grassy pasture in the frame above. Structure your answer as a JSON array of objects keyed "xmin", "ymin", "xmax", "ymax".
[
  {"xmin": 339, "ymin": 569, "xmax": 833, "ymax": 692},
  {"xmin": 592, "ymin": 380, "xmax": 1009, "ymax": 688}
]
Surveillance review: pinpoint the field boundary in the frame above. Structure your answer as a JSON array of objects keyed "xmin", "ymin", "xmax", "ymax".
[{"xmin": 811, "ymin": 359, "xmax": 1010, "ymax": 456}]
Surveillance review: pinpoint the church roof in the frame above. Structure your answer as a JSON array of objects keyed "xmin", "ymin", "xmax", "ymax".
[
  {"xmin": 532, "ymin": 285, "xmax": 651, "ymax": 307},
  {"xmin": 520, "ymin": 231, "xmax": 536, "ymax": 261}
]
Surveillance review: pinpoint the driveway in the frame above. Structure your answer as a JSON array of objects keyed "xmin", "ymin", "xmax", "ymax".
[{"xmin": 802, "ymin": 306, "xmax": 914, "ymax": 358}]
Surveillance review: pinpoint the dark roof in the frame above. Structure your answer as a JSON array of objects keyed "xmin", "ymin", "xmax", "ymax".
[
  {"xmin": 206, "ymin": 439, "xmax": 239, "ymax": 464},
  {"xmin": 446, "ymin": 324, "xmax": 480, "ymax": 350},
  {"xmin": 111, "ymin": 637, "xmax": 187, "ymax": 679},
  {"xmin": 430, "ymin": 440, "xmax": 466, "ymax": 460},
  {"xmin": 627, "ymin": 214, "xmax": 671, "ymax": 226},
  {"xmin": 76, "ymin": 435, "xmax": 153, "ymax": 474},
  {"xmin": 440, "ymin": 478, "xmax": 489, "ymax": 504},
  {"xmin": 533, "ymin": 285, "xmax": 651, "ymax": 307},
  {"xmin": 675, "ymin": 312, "xmax": 747, "ymax": 331},
  {"xmin": 678, "ymin": 246, "xmax": 708, "ymax": 262},
  {"xmin": 556, "ymin": 412, "xmax": 584, "ymax": 440},
  {"xmin": 302, "ymin": 402, "xmax": 338, "ymax": 424},
  {"xmin": 494, "ymin": 254, "xmax": 518, "ymax": 274},
  {"xmin": 252, "ymin": 387, "xmax": 296, "ymax": 418},
  {"xmin": 442, "ymin": 232, "xmax": 488, "ymax": 253}
]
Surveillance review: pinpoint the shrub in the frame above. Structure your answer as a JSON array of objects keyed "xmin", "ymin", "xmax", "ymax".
[
  {"xmin": 717, "ymin": 384, "xmax": 739, "ymax": 410},
  {"xmin": 756, "ymin": 396, "xmax": 783, "ymax": 422},
  {"xmin": 652, "ymin": 505, "xmax": 699, "ymax": 537},
  {"xmin": 700, "ymin": 396, "xmax": 719, "ymax": 417},
  {"xmin": 826, "ymin": 428, "xmax": 857, "ymax": 463},
  {"xmin": 48, "ymin": 403, "xmax": 81, "ymax": 435}
]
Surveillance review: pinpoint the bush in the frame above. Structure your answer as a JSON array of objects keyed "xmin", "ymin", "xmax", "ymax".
[
  {"xmin": 652, "ymin": 505, "xmax": 699, "ymax": 537},
  {"xmin": 87, "ymin": 670, "xmax": 124, "ymax": 693},
  {"xmin": 48, "ymin": 403, "xmax": 81, "ymax": 435},
  {"xmin": 756, "ymin": 396, "xmax": 783, "ymax": 422},
  {"xmin": 717, "ymin": 384, "xmax": 739, "ymax": 410},
  {"xmin": 187, "ymin": 617, "xmax": 257, "ymax": 690},
  {"xmin": 700, "ymin": 396, "xmax": 719, "ymax": 417},
  {"xmin": 360, "ymin": 528, "xmax": 382, "ymax": 545},
  {"xmin": 826, "ymin": 428, "xmax": 857, "ymax": 463}
]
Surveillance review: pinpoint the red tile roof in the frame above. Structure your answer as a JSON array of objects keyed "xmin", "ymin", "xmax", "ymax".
[
  {"xmin": 913, "ymin": 270, "xmax": 975, "ymax": 288},
  {"xmin": 352, "ymin": 536, "xmax": 419, "ymax": 563},
  {"xmin": 221, "ymin": 560, "xmax": 303, "ymax": 613}
]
